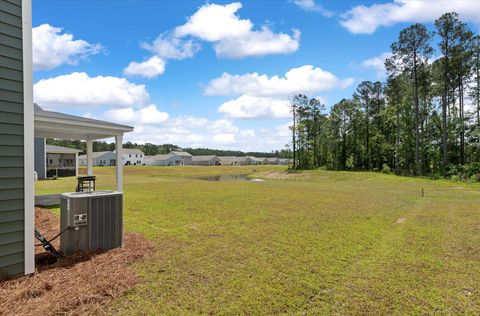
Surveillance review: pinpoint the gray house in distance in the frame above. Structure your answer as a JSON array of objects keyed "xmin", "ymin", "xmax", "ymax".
[
  {"xmin": 169, "ymin": 151, "xmax": 192, "ymax": 165},
  {"xmin": 218, "ymin": 156, "xmax": 242, "ymax": 166},
  {"xmin": 192, "ymin": 155, "xmax": 220, "ymax": 166},
  {"xmin": 145, "ymin": 153, "xmax": 183, "ymax": 166},
  {"xmin": 263, "ymin": 157, "xmax": 280, "ymax": 165},
  {"xmin": 45, "ymin": 145, "xmax": 81, "ymax": 177},
  {"xmin": 34, "ymin": 140, "xmax": 81, "ymax": 179},
  {"xmin": 79, "ymin": 151, "xmax": 117, "ymax": 166}
]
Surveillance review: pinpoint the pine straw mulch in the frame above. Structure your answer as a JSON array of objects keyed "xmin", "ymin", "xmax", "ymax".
[{"xmin": 0, "ymin": 207, "xmax": 154, "ymax": 316}]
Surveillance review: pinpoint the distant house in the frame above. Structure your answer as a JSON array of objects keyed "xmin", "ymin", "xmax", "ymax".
[
  {"xmin": 278, "ymin": 158, "xmax": 290, "ymax": 165},
  {"xmin": 145, "ymin": 153, "xmax": 183, "ymax": 166},
  {"xmin": 118, "ymin": 148, "xmax": 144, "ymax": 165},
  {"xmin": 263, "ymin": 157, "xmax": 280, "ymax": 165},
  {"xmin": 169, "ymin": 151, "xmax": 192, "ymax": 165},
  {"xmin": 247, "ymin": 156, "xmax": 263, "ymax": 165},
  {"xmin": 45, "ymin": 145, "xmax": 81, "ymax": 178},
  {"xmin": 217, "ymin": 156, "xmax": 256, "ymax": 165},
  {"xmin": 79, "ymin": 151, "xmax": 117, "ymax": 166},
  {"xmin": 34, "ymin": 140, "xmax": 82, "ymax": 179},
  {"xmin": 192, "ymin": 155, "xmax": 220, "ymax": 166},
  {"xmin": 218, "ymin": 156, "xmax": 242, "ymax": 166}
]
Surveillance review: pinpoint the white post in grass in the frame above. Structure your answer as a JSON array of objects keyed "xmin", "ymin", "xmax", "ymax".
[
  {"xmin": 115, "ymin": 134, "xmax": 123, "ymax": 192},
  {"xmin": 86, "ymin": 139, "xmax": 93, "ymax": 176}
]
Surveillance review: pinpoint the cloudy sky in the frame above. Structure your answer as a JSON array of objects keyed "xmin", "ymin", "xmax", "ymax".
[{"xmin": 32, "ymin": 0, "xmax": 480, "ymax": 151}]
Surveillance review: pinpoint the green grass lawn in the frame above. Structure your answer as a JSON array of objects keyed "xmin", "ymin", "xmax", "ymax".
[{"xmin": 35, "ymin": 166, "xmax": 480, "ymax": 315}]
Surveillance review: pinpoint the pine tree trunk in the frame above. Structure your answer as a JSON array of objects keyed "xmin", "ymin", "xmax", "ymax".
[
  {"xmin": 292, "ymin": 106, "xmax": 296, "ymax": 169},
  {"xmin": 366, "ymin": 101, "xmax": 370, "ymax": 170},
  {"xmin": 413, "ymin": 52, "xmax": 421, "ymax": 175},
  {"xmin": 395, "ymin": 94, "xmax": 400, "ymax": 174},
  {"xmin": 442, "ymin": 42, "xmax": 449, "ymax": 168},
  {"xmin": 460, "ymin": 79, "xmax": 465, "ymax": 164}
]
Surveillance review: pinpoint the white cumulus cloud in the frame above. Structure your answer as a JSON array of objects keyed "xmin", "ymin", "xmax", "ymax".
[
  {"xmin": 290, "ymin": 0, "xmax": 333, "ymax": 17},
  {"xmin": 174, "ymin": 2, "xmax": 300, "ymax": 58},
  {"xmin": 213, "ymin": 27, "xmax": 300, "ymax": 59},
  {"xmin": 341, "ymin": 0, "xmax": 480, "ymax": 34},
  {"xmin": 104, "ymin": 104, "xmax": 169, "ymax": 125},
  {"xmin": 33, "ymin": 72, "xmax": 150, "ymax": 109},
  {"xmin": 123, "ymin": 56, "xmax": 166, "ymax": 78},
  {"xmin": 175, "ymin": 2, "xmax": 252, "ymax": 41},
  {"xmin": 360, "ymin": 52, "xmax": 392, "ymax": 79},
  {"xmin": 205, "ymin": 65, "xmax": 354, "ymax": 97},
  {"xmin": 125, "ymin": 2, "xmax": 300, "ymax": 77},
  {"xmin": 212, "ymin": 133, "xmax": 236, "ymax": 144},
  {"xmin": 33, "ymin": 24, "xmax": 102, "ymax": 70},
  {"xmin": 142, "ymin": 33, "xmax": 201, "ymax": 60},
  {"xmin": 219, "ymin": 95, "xmax": 291, "ymax": 119}
]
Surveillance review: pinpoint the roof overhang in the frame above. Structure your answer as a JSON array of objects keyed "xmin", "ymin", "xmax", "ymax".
[{"xmin": 34, "ymin": 104, "xmax": 133, "ymax": 140}]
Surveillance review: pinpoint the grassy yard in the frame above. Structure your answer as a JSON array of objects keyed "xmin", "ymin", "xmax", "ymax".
[{"xmin": 35, "ymin": 166, "xmax": 480, "ymax": 315}]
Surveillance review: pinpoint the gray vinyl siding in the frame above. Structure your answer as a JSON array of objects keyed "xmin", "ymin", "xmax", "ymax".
[
  {"xmin": 0, "ymin": 0, "xmax": 24, "ymax": 276},
  {"xmin": 34, "ymin": 138, "xmax": 46, "ymax": 179}
]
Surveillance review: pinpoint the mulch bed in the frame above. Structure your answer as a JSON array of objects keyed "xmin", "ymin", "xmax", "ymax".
[{"xmin": 0, "ymin": 207, "xmax": 154, "ymax": 316}]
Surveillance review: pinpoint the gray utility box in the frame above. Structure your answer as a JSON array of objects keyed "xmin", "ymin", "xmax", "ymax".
[{"xmin": 60, "ymin": 190, "xmax": 123, "ymax": 255}]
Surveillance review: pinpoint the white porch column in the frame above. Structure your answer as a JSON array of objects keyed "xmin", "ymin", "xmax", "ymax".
[
  {"xmin": 22, "ymin": 0, "xmax": 34, "ymax": 275},
  {"xmin": 86, "ymin": 139, "xmax": 93, "ymax": 176},
  {"xmin": 115, "ymin": 134, "xmax": 123, "ymax": 192}
]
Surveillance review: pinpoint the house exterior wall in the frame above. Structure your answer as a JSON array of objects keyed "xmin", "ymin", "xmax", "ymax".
[
  {"xmin": 34, "ymin": 137, "xmax": 46, "ymax": 179},
  {"xmin": 145, "ymin": 154, "xmax": 182, "ymax": 166},
  {"xmin": 79, "ymin": 152, "xmax": 116, "ymax": 166},
  {"xmin": 122, "ymin": 152, "xmax": 144, "ymax": 165},
  {"xmin": 0, "ymin": 0, "xmax": 29, "ymax": 276},
  {"xmin": 192, "ymin": 157, "xmax": 220, "ymax": 166},
  {"xmin": 170, "ymin": 152, "xmax": 192, "ymax": 165},
  {"xmin": 180, "ymin": 156, "xmax": 192, "ymax": 165},
  {"xmin": 94, "ymin": 152, "xmax": 116, "ymax": 166}
]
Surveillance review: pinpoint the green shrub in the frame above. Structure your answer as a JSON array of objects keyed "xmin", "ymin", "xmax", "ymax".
[
  {"xmin": 470, "ymin": 174, "xmax": 480, "ymax": 182},
  {"xmin": 346, "ymin": 156, "xmax": 354, "ymax": 170},
  {"xmin": 450, "ymin": 175, "xmax": 460, "ymax": 182},
  {"xmin": 381, "ymin": 164, "xmax": 391, "ymax": 174}
]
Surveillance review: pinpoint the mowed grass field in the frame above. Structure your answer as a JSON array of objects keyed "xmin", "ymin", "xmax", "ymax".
[{"xmin": 35, "ymin": 166, "xmax": 480, "ymax": 315}]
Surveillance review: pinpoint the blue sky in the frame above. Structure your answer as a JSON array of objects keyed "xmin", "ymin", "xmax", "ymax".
[{"xmin": 31, "ymin": 0, "xmax": 480, "ymax": 151}]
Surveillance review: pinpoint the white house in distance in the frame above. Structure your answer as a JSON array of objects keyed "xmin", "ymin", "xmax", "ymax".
[
  {"xmin": 118, "ymin": 148, "xmax": 144, "ymax": 165},
  {"xmin": 192, "ymin": 155, "xmax": 220, "ymax": 166},
  {"xmin": 79, "ymin": 151, "xmax": 117, "ymax": 166},
  {"xmin": 169, "ymin": 151, "xmax": 192, "ymax": 165},
  {"xmin": 145, "ymin": 153, "xmax": 183, "ymax": 166}
]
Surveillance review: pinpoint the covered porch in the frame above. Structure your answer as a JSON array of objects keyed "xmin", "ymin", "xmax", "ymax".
[{"xmin": 34, "ymin": 104, "xmax": 134, "ymax": 199}]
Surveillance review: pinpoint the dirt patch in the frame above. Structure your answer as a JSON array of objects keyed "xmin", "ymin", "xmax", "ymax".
[{"xmin": 0, "ymin": 208, "xmax": 153, "ymax": 316}]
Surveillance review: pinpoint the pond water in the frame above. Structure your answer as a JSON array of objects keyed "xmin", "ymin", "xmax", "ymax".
[{"xmin": 195, "ymin": 174, "xmax": 265, "ymax": 182}]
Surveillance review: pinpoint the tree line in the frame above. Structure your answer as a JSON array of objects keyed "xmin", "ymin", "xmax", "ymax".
[{"xmin": 289, "ymin": 12, "xmax": 480, "ymax": 180}]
